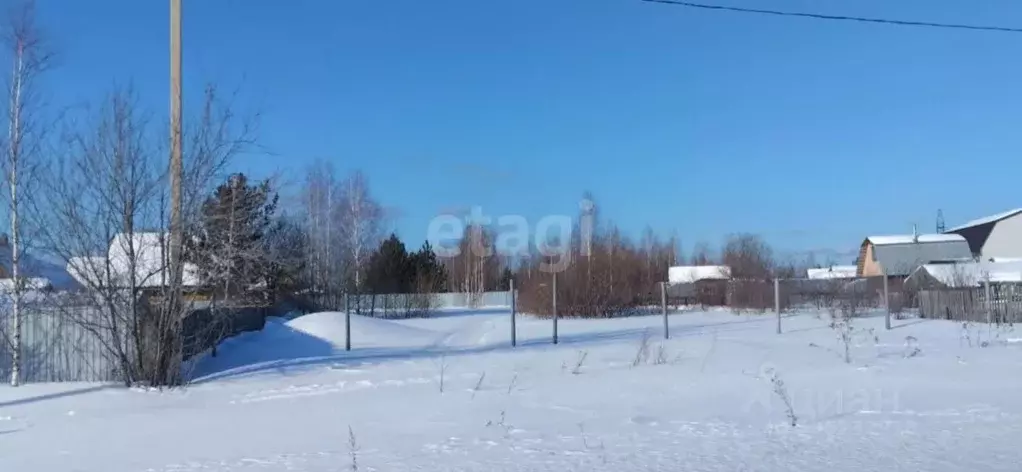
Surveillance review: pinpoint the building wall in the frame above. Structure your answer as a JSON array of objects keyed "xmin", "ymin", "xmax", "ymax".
[
  {"xmin": 980, "ymin": 214, "xmax": 1022, "ymax": 259},
  {"xmin": 860, "ymin": 243, "xmax": 885, "ymax": 277}
]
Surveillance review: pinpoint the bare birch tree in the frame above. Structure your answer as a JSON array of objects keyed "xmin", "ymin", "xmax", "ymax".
[
  {"xmin": 42, "ymin": 88, "xmax": 162, "ymax": 385},
  {"xmin": 300, "ymin": 160, "xmax": 344, "ymax": 308},
  {"xmin": 39, "ymin": 85, "xmax": 253, "ymax": 387},
  {"xmin": 0, "ymin": 0, "xmax": 50, "ymax": 386},
  {"xmin": 337, "ymin": 170, "xmax": 383, "ymax": 311}
]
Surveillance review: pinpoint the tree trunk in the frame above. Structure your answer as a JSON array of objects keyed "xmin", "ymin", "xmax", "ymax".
[{"xmin": 8, "ymin": 37, "xmax": 24, "ymax": 387}]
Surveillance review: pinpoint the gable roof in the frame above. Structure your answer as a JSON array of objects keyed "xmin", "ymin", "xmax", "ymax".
[
  {"xmin": 908, "ymin": 260, "xmax": 1022, "ymax": 288},
  {"xmin": 867, "ymin": 234, "xmax": 965, "ymax": 246},
  {"xmin": 864, "ymin": 234, "xmax": 972, "ymax": 276},
  {"xmin": 66, "ymin": 232, "xmax": 200, "ymax": 289},
  {"xmin": 946, "ymin": 208, "xmax": 1022, "ymax": 233},
  {"xmin": 806, "ymin": 265, "xmax": 857, "ymax": 280}
]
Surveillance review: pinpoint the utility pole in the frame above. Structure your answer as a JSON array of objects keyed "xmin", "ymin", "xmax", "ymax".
[{"xmin": 168, "ymin": 0, "xmax": 184, "ymax": 383}]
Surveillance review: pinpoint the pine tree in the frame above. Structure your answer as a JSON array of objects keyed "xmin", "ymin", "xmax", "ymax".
[
  {"xmin": 410, "ymin": 240, "xmax": 446, "ymax": 293},
  {"xmin": 189, "ymin": 173, "xmax": 279, "ymax": 301},
  {"xmin": 497, "ymin": 267, "xmax": 513, "ymax": 291},
  {"xmin": 366, "ymin": 234, "xmax": 413, "ymax": 294}
]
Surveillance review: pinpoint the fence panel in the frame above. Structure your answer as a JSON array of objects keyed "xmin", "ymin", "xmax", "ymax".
[
  {"xmin": 0, "ymin": 303, "xmax": 125, "ymax": 383},
  {"xmin": 919, "ymin": 286, "xmax": 1022, "ymax": 323}
]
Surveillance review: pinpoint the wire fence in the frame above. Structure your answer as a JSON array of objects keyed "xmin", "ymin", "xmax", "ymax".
[
  {"xmin": 667, "ymin": 276, "xmax": 904, "ymax": 314},
  {"xmin": 345, "ymin": 291, "xmax": 514, "ymax": 319}
]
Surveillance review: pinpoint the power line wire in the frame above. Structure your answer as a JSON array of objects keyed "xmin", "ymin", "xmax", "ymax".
[{"xmin": 641, "ymin": 0, "xmax": 1022, "ymax": 33}]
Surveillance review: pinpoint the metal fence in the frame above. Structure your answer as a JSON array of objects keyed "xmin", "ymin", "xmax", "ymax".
[
  {"xmin": 0, "ymin": 297, "xmax": 274, "ymax": 384},
  {"xmin": 346, "ymin": 291, "xmax": 514, "ymax": 318},
  {"xmin": 668, "ymin": 276, "xmax": 906, "ymax": 313},
  {"xmin": 0, "ymin": 303, "xmax": 124, "ymax": 383}
]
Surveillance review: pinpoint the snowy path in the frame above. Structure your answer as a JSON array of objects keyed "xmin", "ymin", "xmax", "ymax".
[{"xmin": 2, "ymin": 309, "xmax": 1022, "ymax": 471}]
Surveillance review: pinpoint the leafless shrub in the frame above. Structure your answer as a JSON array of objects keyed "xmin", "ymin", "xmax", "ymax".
[
  {"xmin": 435, "ymin": 354, "xmax": 448, "ymax": 393},
  {"xmin": 471, "ymin": 372, "xmax": 486, "ymax": 399},
  {"xmin": 653, "ymin": 343, "xmax": 668, "ymax": 365},
  {"xmin": 763, "ymin": 366, "xmax": 796, "ymax": 427},
  {"xmin": 904, "ymin": 336, "xmax": 921, "ymax": 358},
  {"xmin": 571, "ymin": 350, "xmax": 588, "ymax": 375},
  {"xmin": 347, "ymin": 425, "xmax": 360, "ymax": 472},
  {"xmin": 960, "ymin": 321, "xmax": 974, "ymax": 348},
  {"xmin": 485, "ymin": 410, "xmax": 514, "ymax": 439},
  {"xmin": 632, "ymin": 330, "xmax": 651, "ymax": 367},
  {"xmin": 829, "ymin": 307, "xmax": 854, "ymax": 364}
]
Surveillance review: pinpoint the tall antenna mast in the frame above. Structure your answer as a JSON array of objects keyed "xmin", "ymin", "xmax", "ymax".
[{"xmin": 936, "ymin": 209, "xmax": 946, "ymax": 233}]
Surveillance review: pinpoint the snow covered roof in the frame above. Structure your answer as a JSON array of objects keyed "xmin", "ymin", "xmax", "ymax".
[
  {"xmin": 910, "ymin": 260, "xmax": 1022, "ymax": 288},
  {"xmin": 806, "ymin": 265, "xmax": 857, "ymax": 280},
  {"xmin": 66, "ymin": 232, "xmax": 201, "ymax": 289},
  {"xmin": 0, "ymin": 277, "xmax": 51, "ymax": 291},
  {"xmin": 668, "ymin": 265, "xmax": 730, "ymax": 284},
  {"xmin": 865, "ymin": 234, "xmax": 973, "ymax": 276},
  {"xmin": 867, "ymin": 234, "xmax": 966, "ymax": 246},
  {"xmin": 946, "ymin": 208, "xmax": 1022, "ymax": 233}
]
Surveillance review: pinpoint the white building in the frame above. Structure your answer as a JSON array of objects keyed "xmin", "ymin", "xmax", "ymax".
[
  {"xmin": 945, "ymin": 208, "xmax": 1022, "ymax": 260},
  {"xmin": 67, "ymin": 232, "xmax": 201, "ymax": 289}
]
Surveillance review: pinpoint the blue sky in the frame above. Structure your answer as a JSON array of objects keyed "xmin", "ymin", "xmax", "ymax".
[{"xmin": 34, "ymin": 0, "xmax": 1022, "ymax": 263}]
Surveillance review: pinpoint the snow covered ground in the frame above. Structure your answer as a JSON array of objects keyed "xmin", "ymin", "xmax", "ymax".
[{"xmin": 2, "ymin": 308, "xmax": 1022, "ymax": 471}]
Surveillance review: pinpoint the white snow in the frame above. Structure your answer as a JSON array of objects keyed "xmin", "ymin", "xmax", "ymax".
[
  {"xmin": 912, "ymin": 260, "xmax": 1022, "ymax": 287},
  {"xmin": 3, "ymin": 308, "xmax": 1022, "ymax": 471},
  {"xmin": 868, "ymin": 233, "xmax": 966, "ymax": 245},
  {"xmin": 66, "ymin": 232, "xmax": 201, "ymax": 288},
  {"xmin": 806, "ymin": 265, "xmax": 857, "ymax": 279},
  {"xmin": 946, "ymin": 208, "xmax": 1022, "ymax": 233},
  {"xmin": 0, "ymin": 277, "xmax": 51, "ymax": 291},
  {"xmin": 668, "ymin": 265, "xmax": 730, "ymax": 284}
]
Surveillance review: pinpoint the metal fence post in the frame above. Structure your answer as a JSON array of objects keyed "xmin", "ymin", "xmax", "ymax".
[
  {"xmin": 553, "ymin": 271, "xmax": 559, "ymax": 345},
  {"xmin": 661, "ymin": 281, "xmax": 669, "ymax": 339},
  {"xmin": 883, "ymin": 271, "xmax": 890, "ymax": 330},
  {"xmin": 345, "ymin": 292, "xmax": 351, "ymax": 351},
  {"xmin": 510, "ymin": 279, "xmax": 517, "ymax": 347},
  {"xmin": 774, "ymin": 278, "xmax": 781, "ymax": 334}
]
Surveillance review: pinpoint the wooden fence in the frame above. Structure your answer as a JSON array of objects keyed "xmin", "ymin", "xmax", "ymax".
[{"xmin": 918, "ymin": 286, "xmax": 1022, "ymax": 323}]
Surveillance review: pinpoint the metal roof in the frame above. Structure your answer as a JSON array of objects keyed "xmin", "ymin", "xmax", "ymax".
[
  {"xmin": 870, "ymin": 238, "xmax": 972, "ymax": 276},
  {"xmin": 946, "ymin": 208, "xmax": 1022, "ymax": 233},
  {"xmin": 868, "ymin": 234, "xmax": 965, "ymax": 245}
]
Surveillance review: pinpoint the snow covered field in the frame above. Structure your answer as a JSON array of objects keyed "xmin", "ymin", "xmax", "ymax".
[{"xmin": 3, "ymin": 308, "xmax": 1022, "ymax": 471}]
